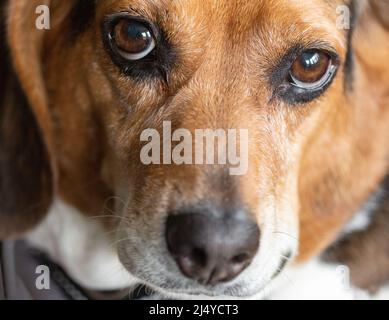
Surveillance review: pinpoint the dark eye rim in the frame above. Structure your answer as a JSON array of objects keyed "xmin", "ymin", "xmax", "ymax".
[
  {"xmin": 269, "ymin": 45, "xmax": 341, "ymax": 105},
  {"xmin": 102, "ymin": 12, "xmax": 177, "ymax": 81},
  {"xmin": 102, "ymin": 13, "xmax": 177, "ymax": 81}
]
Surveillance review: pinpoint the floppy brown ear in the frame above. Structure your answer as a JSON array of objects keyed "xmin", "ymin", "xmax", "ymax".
[
  {"xmin": 0, "ymin": 78, "xmax": 53, "ymax": 239},
  {"xmin": 354, "ymin": 0, "xmax": 389, "ymax": 76},
  {"xmin": 0, "ymin": 0, "xmax": 62, "ymax": 239},
  {"xmin": 370, "ymin": 0, "xmax": 389, "ymax": 29},
  {"xmin": 0, "ymin": 0, "xmax": 53, "ymax": 239}
]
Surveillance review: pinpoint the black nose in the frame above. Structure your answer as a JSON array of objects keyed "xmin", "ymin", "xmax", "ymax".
[{"xmin": 166, "ymin": 206, "xmax": 260, "ymax": 286}]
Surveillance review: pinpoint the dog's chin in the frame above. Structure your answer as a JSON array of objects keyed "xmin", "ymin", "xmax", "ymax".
[
  {"xmin": 123, "ymin": 263, "xmax": 272, "ymax": 300},
  {"xmin": 131, "ymin": 276, "xmax": 273, "ymax": 300},
  {"xmin": 138, "ymin": 284, "xmax": 267, "ymax": 300}
]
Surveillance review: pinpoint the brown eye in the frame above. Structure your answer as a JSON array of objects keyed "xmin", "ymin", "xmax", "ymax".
[
  {"xmin": 112, "ymin": 19, "xmax": 156, "ymax": 60},
  {"xmin": 290, "ymin": 50, "xmax": 335, "ymax": 90}
]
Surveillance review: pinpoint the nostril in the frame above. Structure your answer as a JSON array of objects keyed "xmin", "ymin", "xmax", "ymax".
[
  {"xmin": 231, "ymin": 253, "xmax": 250, "ymax": 265},
  {"xmin": 190, "ymin": 247, "xmax": 207, "ymax": 267},
  {"xmin": 175, "ymin": 247, "xmax": 208, "ymax": 280}
]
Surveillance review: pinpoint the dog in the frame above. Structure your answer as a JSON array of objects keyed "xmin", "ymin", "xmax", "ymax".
[{"xmin": 1, "ymin": 0, "xmax": 389, "ymax": 299}]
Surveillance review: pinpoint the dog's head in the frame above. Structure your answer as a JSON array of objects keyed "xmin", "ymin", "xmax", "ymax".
[{"xmin": 1, "ymin": 0, "xmax": 389, "ymax": 298}]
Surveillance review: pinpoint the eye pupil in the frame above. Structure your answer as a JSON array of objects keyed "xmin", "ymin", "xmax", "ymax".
[{"xmin": 113, "ymin": 19, "xmax": 155, "ymax": 59}]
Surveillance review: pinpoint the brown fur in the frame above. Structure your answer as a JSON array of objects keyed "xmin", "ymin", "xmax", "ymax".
[{"xmin": 1, "ymin": 0, "xmax": 389, "ymax": 288}]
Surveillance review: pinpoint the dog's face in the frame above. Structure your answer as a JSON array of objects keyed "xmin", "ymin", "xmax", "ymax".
[{"xmin": 2, "ymin": 0, "xmax": 389, "ymax": 298}]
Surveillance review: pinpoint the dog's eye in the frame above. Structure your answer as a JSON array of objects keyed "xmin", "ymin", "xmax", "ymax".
[
  {"xmin": 271, "ymin": 47, "xmax": 340, "ymax": 104},
  {"xmin": 103, "ymin": 14, "xmax": 175, "ymax": 80},
  {"xmin": 112, "ymin": 19, "xmax": 156, "ymax": 61},
  {"xmin": 289, "ymin": 50, "xmax": 336, "ymax": 90}
]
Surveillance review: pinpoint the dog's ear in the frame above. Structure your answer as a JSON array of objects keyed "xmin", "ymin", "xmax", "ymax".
[
  {"xmin": 0, "ymin": 1, "xmax": 77, "ymax": 239},
  {"xmin": 369, "ymin": 0, "xmax": 389, "ymax": 29},
  {"xmin": 355, "ymin": 0, "xmax": 389, "ymax": 32},
  {"xmin": 349, "ymin": 0, "xmax": 389, "ymax": 76}
]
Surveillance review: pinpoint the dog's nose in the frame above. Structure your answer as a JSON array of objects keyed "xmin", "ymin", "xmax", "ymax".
[{"xmin": 166, "ymin": 207, "xmax": 260, "ymax": 285}]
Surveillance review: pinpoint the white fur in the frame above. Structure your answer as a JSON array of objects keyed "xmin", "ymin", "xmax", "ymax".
[
  {"xmin": 143, "ymin": 259, "xmax": 389, "ymax": 300},
  {"xmin": 373, "ymin": 286, "xmax": 389, "ymax": 300},
  {"xmin": 269, "ymin": 259, "xmax": 389, "ymax": 300},
  {"xmin": 342, "ymin": 188, "xmax": 384, "ymax": 235},
  {"xmin": 269, "ymin": 259, "xmax": 370, "ymax": 300},
  {"xmin": 26, "ymin": 199, "xmax": 136, "ymax": 291}
]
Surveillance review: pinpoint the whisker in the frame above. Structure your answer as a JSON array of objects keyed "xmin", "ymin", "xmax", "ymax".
[
  {"xmin": 109, "ymin": 236, "xmax": 133, "ymax": 249},
  {"xmin": 272, "ymin": 231, "xmax": 298, "ymax": 241},
  {"xmin": 88, "ymin": 214, "xmax": 131, "ymax": 222}
]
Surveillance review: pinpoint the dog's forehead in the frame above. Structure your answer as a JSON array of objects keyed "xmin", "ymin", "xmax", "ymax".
[
  {"xmin": 96, "ymin": 0, "xmax": 343, "ymax": 26},
  {"xmin": 97, "ymin": 0, "xmax": 341, "ymax": 13},
  {"xmin": 96, "ymin": 0, "xmax": 347, "ymax": 51}
]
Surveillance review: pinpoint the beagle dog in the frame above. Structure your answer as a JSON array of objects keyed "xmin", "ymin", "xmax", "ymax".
[{"xmin": 1, "ymin": 0, "xmax": 389, "ymax": 299}]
